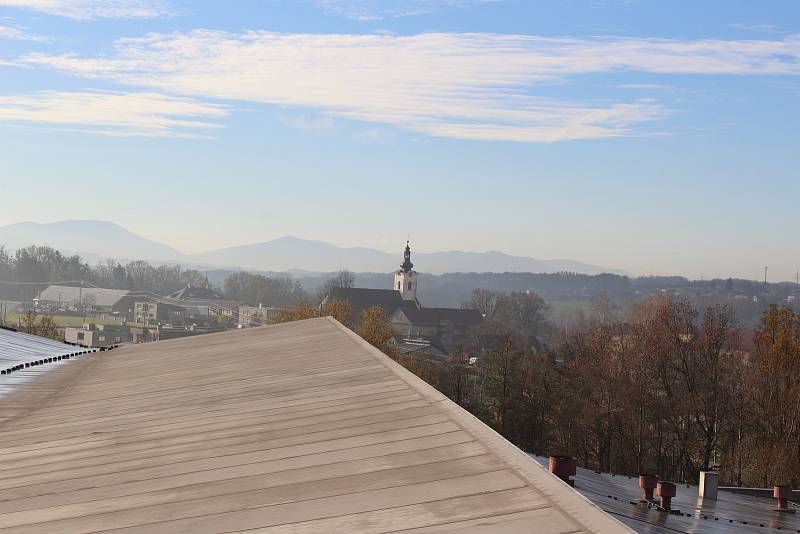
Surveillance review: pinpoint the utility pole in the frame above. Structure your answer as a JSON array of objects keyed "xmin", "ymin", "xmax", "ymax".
[
  {"xmin": 764, "ymin": 266, "xmax": 768, "ymax": 285},
  {"xmin": 79, "ymin": 280, "xmax": 85, "ymax": 322}
]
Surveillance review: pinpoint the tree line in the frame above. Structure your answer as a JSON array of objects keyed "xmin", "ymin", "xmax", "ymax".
[
  {"xmin": 0, "ymin": 245, "xmax": 311, "ymax": 308},
  {"xmin": 0, "ymin": 245, "xmax": 211, "ymax": 300},
  {"xmin": 431, "ymin": 292, "xmax": 799, "ymax": 488}
]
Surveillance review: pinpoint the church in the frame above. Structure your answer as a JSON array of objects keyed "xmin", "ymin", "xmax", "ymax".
[{"xmin": 325, "ymin": 242, "xmax": 483, "ymax": 356}]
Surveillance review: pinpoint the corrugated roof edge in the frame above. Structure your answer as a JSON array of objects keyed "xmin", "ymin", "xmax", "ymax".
[{"xmin": 325, "ymin": 315, "xmax": 633, "ymax": 534}]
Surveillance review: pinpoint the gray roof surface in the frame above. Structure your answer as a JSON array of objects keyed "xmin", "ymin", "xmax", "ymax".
[
  {"xmin": 532, "ymin": 456, "xmax": 800, "ymax": 533},
  {"xmin": 0, "ymin": 317, "xmax": 627, "ymax": 533},
  {"xmin": 37, "ymin": 285, "xmax": 130, "ymax": 308},
  {"xmin": 0, "ymin": 327, "xmax": 96, "ymax": 399},
  {"xmin": 169, "ymin": 285, "xmax": 225, "ymax": 300}
]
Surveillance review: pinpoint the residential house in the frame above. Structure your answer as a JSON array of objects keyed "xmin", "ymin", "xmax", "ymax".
[
  {"xmin": 64, "ymin": 323, "xmax": 131, "ymax": 348},
  {"xmin": 133, "ymin": 300, "xmax": 186, "ymax": 326}
]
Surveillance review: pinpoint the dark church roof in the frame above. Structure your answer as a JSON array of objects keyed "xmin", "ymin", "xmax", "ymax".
[
  {"xmin": 396, "ymin": 303, "xmax": 483, "ymax": 328},
  {"xmin": 328, "ymin": 243, "xmax": 482, "ymax": 330},
  {"xmin": 435, "ymin": 308, "xmax": 484, "ymax": 327},
  {"xmin": 397, "ymin": 301, "xmax": 442, "ymax": 325},
  {"xmin": 169, "ymin": 284, "xmax": 225, "ymax": 301},
  {"xmin": 328, "ymin": 287, "xmax": 404, "ymax": 316},
  {"xmin": 329, "ymin": 288, "xmax": 483, "ymax": 329}
]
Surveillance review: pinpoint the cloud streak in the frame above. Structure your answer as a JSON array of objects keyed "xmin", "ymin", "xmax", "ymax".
[
  {"xmin": 315, "ymin": 0, "xmax": 499, "ymax": 21},
  {"xmin": 0, "ymin": 23, "xmax": 48, "ymax": 41},
  {"xmin": 0, "ymin": 90, "xmax": 228, "ymax": 137},
  {"xmin": 0, "ymin": 0, "xmax": 172, "ymax": 20},
  {"xmin": 11, "ymin": 31, "xmax": 800, "ymax": 142}
]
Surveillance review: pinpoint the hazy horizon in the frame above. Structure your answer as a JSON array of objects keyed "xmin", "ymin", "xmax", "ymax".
[{"xmin": 1, "ymin": 1, "xmax": 799, "ymax": 281}]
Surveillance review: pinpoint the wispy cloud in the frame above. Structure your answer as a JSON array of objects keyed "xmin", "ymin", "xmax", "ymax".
[
  {"xmin": 0, "ymin": 90, "xmax": 228, "ymax": 137},
  {"xmin": 280, "ymin": 112, "xmax": 336, "ymax": 133},
  {"xmin": 728, "ymin": 23, "xmax": 784, "ymax": 35},
  {"xmin": 315, "ymin": 0, "xmax": 499, "ymax": 21},
  {"xmin": 0, "ymin": 23, "xmax": 48, "ymax": 41},
  {"xmin": 0, "ymin": 0, "xmax": 172, "ymax": 20},
  {"xmin": 11, "ymin": 31, "xmax": 800, "ymax": 142}
]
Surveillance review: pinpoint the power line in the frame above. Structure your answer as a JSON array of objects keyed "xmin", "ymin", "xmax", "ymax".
[{"xmin": 0, "ymin": 280, "xmax": 88, "ymax": 286}]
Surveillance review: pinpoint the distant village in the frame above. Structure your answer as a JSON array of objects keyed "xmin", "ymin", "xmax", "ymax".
[
  {"xmin": 0, "ymin": 243, "xmax": 488, "ymax": 356},
  {"xmin": 2, "ymin": 241, "xmax": 800, "ymax": 355}
]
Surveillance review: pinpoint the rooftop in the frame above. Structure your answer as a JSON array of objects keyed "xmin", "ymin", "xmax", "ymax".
[
  {"xmin": 531, "ymin": 456, "xmax": 800, "ymax": 534},
  {"xmin": 168, "ymin": 284, "xmax": 225, "ymax": 301},
  {"xmin": 36, "ymin": 285, "xmax": 130, "ymax": 308},
  {"xmin": 0, "ymin": 327, "xmax": 96, "ymax": 401},
  {"xmin": 0, "ymin": 317, "xmax": 626, "ymax": 533}
]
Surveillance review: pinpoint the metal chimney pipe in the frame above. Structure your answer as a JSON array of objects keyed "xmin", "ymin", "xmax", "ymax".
[
  {"xmin": 549, "ymin": 455, "xmax": 577, "ymax": 487},
  {"xmin": 657, "ymin": 481, "xmax": 677, "ymax": 511},
  {"xmin": 774, "ymin": 485, "xmax": 794, "ymax": 513},
  {"xmin": 639, "ymin": 474, "xmax": 659, "ymax": 502},
  {"xmin": 699, "ymin": 471, "xmax": 719, "ymax": 500}
]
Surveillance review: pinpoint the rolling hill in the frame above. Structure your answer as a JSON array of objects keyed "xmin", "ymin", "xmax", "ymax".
[{"xmin": 0, "ymin": 221, "xmax": 626, "ymax": 275}]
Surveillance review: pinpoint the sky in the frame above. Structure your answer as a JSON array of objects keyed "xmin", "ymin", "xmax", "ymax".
[{"xmin": 0, "ymin": 0, "xmax": 799, "ymax": 280}]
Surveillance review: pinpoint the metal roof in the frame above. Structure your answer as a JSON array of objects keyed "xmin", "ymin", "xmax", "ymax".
[
  {"xmin": 0, "ymin": 317, "xmax": 628, "ymax": 533},
  {"xmin": 36, "ymin": 285, "xmax": 130, "ymax": 308},
  {"xmin": 0, "ymin": 327, "xmax": 96, "ymax": 398},
  {"xmin": 531, "ymin": 456, "xmax": 800, "ymax": 534}
]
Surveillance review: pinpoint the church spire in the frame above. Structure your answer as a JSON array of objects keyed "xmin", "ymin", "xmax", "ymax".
[
  {"xmin": 400, "ymin": 240, "xmax": 414, "ymax": 273},
  {"xmin": 395, "ymin": 241, "xmax": 417, "ymax": 301}
]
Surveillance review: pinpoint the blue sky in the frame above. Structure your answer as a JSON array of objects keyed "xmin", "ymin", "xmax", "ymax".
[{"xmin": 1, "ymin": 0, "xmax": 799, "ymax": 280}]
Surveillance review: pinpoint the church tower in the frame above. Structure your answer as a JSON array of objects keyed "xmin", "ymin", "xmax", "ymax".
[{"xmin": 394, "ymin": 241, "xmax": 417, "ymax": 301}]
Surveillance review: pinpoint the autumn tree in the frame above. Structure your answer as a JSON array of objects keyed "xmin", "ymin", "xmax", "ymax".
[
  {"xmin": 272, "ymin": 303, "xmax": 319, "ymax": 323},
  {"xmin": 356, "ymin": 305, "xmax": 398, "ymax": 359},
  {"xmin": 321, "ymin": 297, "xmax": 354, "ymax": 328},
  {"xmin": 19, "ymin": 310, "xmax": 61, "ymax": 340},
  {"xmin": 745, "ymin": 306, "xmax": 800, "ymax": 486}
]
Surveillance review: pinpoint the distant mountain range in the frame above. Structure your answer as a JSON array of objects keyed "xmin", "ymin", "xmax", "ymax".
[
  {"xmin": 0, "ymin": 220, "xmax": 627, "ymax": 276},
  {"xmin": 0, "ymin": 221, "xmax": 183, "ymax": 264}
]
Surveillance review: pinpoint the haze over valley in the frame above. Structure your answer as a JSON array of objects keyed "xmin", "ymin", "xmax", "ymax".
[{"xmin": 0, "ymin": 220, "xmax": 626, "ymax": 275}]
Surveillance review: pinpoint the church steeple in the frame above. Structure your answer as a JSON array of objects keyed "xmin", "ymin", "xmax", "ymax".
[
  {"xmin": 400, "ymin": 241, "xmax": 414, "ymax": 273},
  {"xmin": 395, "ymin": 241, "xmax": 417, "ymax": 301}
]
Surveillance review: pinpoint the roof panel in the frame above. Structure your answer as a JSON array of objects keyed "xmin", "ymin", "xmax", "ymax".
[
  {"xmin": 37, "ymin": 285, "xmax": 130, "ymax": 308},
  {"xmin": 531, "ymin": 455, "xmax": 800, "ymax": 533},
  {"xmin": 0, "ymin": 317, "xmax": 629, "ymax": 533},
  {"xmin": 0, "ymin": 327, "xmax": 97, "ymax": 402}
]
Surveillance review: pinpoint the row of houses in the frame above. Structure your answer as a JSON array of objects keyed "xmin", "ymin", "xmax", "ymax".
[
  {"xmin": 33, "ymin": 244, "xmax": 488, "ymax": 354},
  {"xmin": 33, "ymin": 283, "xmax": 245, "ymax": 327},
  {"xmin": 63, "ymin": 322, "xmax": 211, "ymax": 347}
]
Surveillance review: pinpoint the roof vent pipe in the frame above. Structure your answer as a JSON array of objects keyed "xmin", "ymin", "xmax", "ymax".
[
  {"xmin": 657, "ymin": 481, "xmax": 676, "ymax": 511},
  {"xmin": 774, "ymin": 485, "xmax": 795, "ymax": 513},
  {"xmin": 639, "ymin": 474, "xmax": 658, "ymax": 502},
  {"xmin": 699, "ymin": 471, "xmax": 718, "ymax": 500},
  {"xmin": 549, "ymin": 455, "xmax": 577, "ymax": 487}
]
